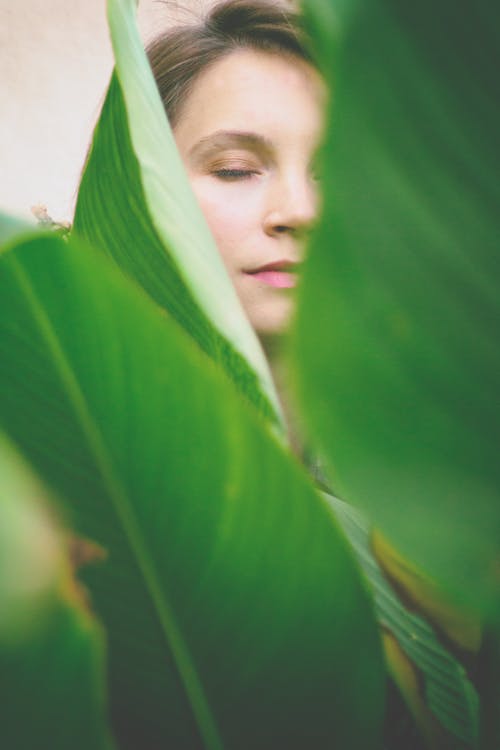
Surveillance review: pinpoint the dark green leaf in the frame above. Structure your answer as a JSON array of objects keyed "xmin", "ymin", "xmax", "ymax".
[{"xmin": 296, "ymin": 0, "xmax": 500, "ymax": 616}]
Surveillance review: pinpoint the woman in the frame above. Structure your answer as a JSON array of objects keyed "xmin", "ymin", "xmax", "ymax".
[{"xmin": 147, "ymin": 0, "xmax": 325, "ymax": 441}]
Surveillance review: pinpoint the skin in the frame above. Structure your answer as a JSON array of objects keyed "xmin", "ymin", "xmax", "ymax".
[{"xmin": 173, "ymin": 48, "xmax": 325, "ymax": 349}]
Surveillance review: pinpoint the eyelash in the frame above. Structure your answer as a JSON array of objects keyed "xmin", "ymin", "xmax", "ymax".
[
  {"xmin": 212, "ymin": 168, "xmax": 258, "ymax": 181},
  {"xmin": 210, "ymin": 167, "xmax": 320, "ymax": 182}
]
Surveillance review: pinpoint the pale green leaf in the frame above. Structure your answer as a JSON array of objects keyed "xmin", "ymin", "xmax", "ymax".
[
  {"xmin": 0, "ymin": 211, "xmax": 32, "ymax": 247},
  {"xmin": 74, "ymin": 0, "xmax": 283, "ymax": 430},
  {"xmin": 0, "ymin": 434, "xmax": 113, "ymax": 750}
]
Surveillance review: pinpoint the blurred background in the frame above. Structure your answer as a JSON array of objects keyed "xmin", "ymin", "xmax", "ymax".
[{"xmin": 0, "ymin": 0, "xmax": 220, "ymax": 224}]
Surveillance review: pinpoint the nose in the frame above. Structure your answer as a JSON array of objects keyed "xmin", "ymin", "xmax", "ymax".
[{"xmin": 263, "ymin": 170, "xmax": 319, "ymax": 239}]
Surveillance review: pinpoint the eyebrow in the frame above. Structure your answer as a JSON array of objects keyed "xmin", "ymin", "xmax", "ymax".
[{"xmin": 187, "ymin": 130, "xmax": 274, "ymax": 165}]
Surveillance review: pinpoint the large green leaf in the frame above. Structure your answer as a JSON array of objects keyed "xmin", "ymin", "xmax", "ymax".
[
  {"xmin": 0, "ymin": 232, "xmax": 384, "ymax": 748},
  {"xmin": 0, "ymin": 433, "xmax": 113, "ymax": 749},
  {"xmin": 295, "ymin": 0, "xmax": 500, "ymax": 617},
  {"xmin": 73, "ymin": 0, "xmax": 283, "ymax": 430}
]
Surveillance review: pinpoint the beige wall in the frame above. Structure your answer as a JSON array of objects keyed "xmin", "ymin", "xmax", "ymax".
[{"xmin": 0, "ymin": 0, "xmax": 213, "ymax": 225}]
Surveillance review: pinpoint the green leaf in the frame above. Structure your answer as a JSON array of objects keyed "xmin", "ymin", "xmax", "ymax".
[
  {"xmin": 295, "ymin": 0, "xmax": 500, "ymax": 616},
  {"xmin": 73, "ymin": 0, "xmax": 283, "ymax": 431},
  {"xmin": 0, "ymin": 233, "xmax": 385, "ymax": 748},
  {"xmin": 0, "ymin": 211, "xmax": 32, "ymax": 246},
  {"xmin": 327, "ymin": 493, "xmax": 479, "ymax": 748},
  {"xmin": 477, "ymin": 627, "xmax": 500, "ymax": 750},
  {"xmin": 0, "ymin": 433, "xmax": 113, "ymax": 750}
]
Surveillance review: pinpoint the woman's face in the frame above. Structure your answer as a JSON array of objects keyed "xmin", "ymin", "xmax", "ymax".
[{"xmin": 173, "ymin": 48, "xmax": 325, "ymax": 342}]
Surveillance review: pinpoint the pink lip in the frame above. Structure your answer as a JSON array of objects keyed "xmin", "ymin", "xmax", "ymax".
[{"xmin": 247, "ymin": 260, "xmax": 298, "ymax": 289}]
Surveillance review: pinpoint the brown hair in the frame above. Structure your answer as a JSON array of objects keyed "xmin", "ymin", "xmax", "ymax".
[{"xmin": 147, "ymin": 0, "xmax": 313, "ymax": 127}]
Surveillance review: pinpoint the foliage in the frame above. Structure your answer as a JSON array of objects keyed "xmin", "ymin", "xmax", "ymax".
[
  {"xmin": 297, "ymin": 0, "xmax": 500, "ymax": 618},
  {"xmin": 1, "ymin": 0, "xmax": 498, "ymax": 747},
  {"xmin": 0, "ymin": 434, "xmax": 112, "ymax": 750},
  {"xmin": 0, "ymin": 231, "xmax": 382, "ymax": 747}
]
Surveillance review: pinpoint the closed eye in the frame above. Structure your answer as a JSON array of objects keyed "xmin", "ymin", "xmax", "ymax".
[{"xmin": 212, "ymin": 168, "xmax": 259, "ymax": 180}]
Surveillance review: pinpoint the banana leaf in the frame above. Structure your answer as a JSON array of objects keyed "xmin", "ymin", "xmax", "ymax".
[
  {"xmin": 296, "ymin": 0, "xmax": 500, "ymax": 617},
  {"xmin": 73, "ymin": 0, "xmax": 283, "ymax": 431},
  {"xmin": 0, "ymin": 433, "xmax": 113, "ymax": 749},
  {"xmin": 0, "ymin": 212, "xmax": 32, "ymax": 246},
  {"xmin": 0, "ymin": 232, "xmax": 385, "ymax": 749},
  {"xmin": 327, "ymin": 493, "xmax": 479, "ymax": 748}
]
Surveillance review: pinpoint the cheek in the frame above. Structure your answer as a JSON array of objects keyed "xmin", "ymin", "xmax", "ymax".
[{"xmin": 190, "ymin": 180, "xmax": 260, "ymax": 272}]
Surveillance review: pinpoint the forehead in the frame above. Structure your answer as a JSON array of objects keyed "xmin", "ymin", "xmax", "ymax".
[{"xmin": 173, "ymin": 48, "xmax": 325, "ymax": 151}]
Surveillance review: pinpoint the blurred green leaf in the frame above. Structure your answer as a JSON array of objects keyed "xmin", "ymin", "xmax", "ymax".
[
  {"xmin": 0, "ymin": 211, "xmax": 32, "ymax": 247},
  {"xmin": 0, "ymin": 233, "xmax": 384, "ymax": 748},
  {"xmin": 296, "ymin": 0, "xmax": 500, "ymax": 616},
  {"xmin": 0, "ymin": 434, "xmax": 113, "ymax": 749},
  {"xmin": 73, "ymin": 0, "xmax": 283, "ymax": 430}
]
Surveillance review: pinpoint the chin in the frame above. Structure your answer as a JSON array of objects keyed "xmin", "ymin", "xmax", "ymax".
[{"xmin": 250, "ymin": 304, "xmax": 294, "ymax": 345}]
